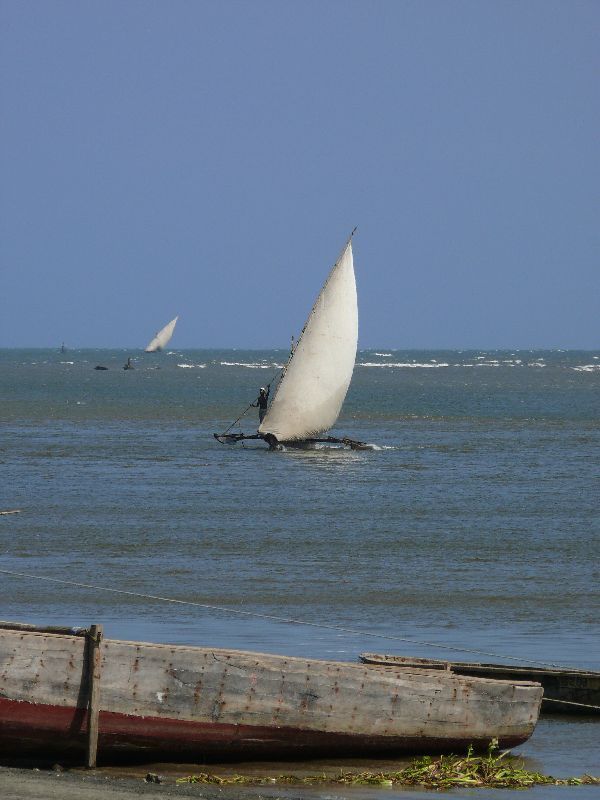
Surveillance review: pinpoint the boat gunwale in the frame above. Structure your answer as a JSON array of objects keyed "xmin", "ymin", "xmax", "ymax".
[
  {"xmin": 359, "ymin": 652, "xmax": 600, "ymax": 679},
  {"xmin": 0, "ymin": 626, "xmax": 544, "ymax": 690}
]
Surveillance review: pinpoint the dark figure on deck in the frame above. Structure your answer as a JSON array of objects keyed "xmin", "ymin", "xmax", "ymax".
[
  {"xmin": 123, "ymin": 357, "xmax": 134, "ymax": 370},
  {"xmin": 253, "ymin": 386, "xmax": 270, "ymax": 425}
]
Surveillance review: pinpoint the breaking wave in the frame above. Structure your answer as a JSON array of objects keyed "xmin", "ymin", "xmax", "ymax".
[
  {"xmin": 220, "ymin": 362, "xmax": 284, "ymax": 369},
  {"xmin": 358, "ymin": 362, "xmax": 450, "ymax": 368}
]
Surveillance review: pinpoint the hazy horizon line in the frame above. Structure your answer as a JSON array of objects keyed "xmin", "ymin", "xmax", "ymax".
[{"xmin": 2, "ymin": 345, "xmax": 598, "ymax": 352}]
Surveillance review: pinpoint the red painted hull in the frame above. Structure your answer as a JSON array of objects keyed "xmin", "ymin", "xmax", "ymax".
[{"xmin": 0, "ymin": 698, "xmax": 530, "ymax": 763}]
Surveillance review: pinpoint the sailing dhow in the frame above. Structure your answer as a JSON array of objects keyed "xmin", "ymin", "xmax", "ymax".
[
  {"xmin": 145, "ymin": 316, "xmax": 178, "ymax": 352},
  {"xmin": 216, "ymin": 233, "xmax": 368, "ymax": 449}
]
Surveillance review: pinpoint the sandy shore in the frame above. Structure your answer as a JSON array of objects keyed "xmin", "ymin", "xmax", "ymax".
[{"xmin": 0, "ymin": 765, "xmax": 294, "ymax": 800}]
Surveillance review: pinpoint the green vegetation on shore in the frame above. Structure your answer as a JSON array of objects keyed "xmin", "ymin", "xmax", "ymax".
[{"xmin": 177, "ymin": 743, "xmax": 599, "ymax": 790}]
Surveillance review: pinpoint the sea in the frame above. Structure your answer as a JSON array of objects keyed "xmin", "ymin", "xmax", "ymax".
[{"xmin": 1, "ymin": 348, "xmax": 599, "ymax": 799}]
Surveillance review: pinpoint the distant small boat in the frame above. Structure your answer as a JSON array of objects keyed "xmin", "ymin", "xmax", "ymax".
[
  {"xmin": 215, "ymin": 232, "xmax": 368, "ymax": 450},
  {"xmin": 0, "ymin": 622, "xmax": 543, "ymax": 763},
  {"xmin": 145, "ymin": 316, "xmax": 178, "ymax": 352},
  {"xmin": 359, "ymin": 654, "xmax": 600, "ymax": 715}
]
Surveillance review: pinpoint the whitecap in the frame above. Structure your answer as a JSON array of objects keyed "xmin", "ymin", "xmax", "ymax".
[
  {"xmin": 358, "ymin": 362, "xmax": 449, "ymax": 368},
  {"xmin": 572, "ymin": 364, "xmax": 600, "ymax": 372},
  {"xmin": 374, "ymin": 352, "xmax": 393, "ymax": 357},
  {"xmin": 220, "ymin": 362, "xmax": 284, "ymax": 369},
  {"xmin": 60, "ymin": 361, "xmax": 75, "ymax": 365},
  {"xmin": 177, "ymin": 363, "xmax": 206, "ymax": 369}
]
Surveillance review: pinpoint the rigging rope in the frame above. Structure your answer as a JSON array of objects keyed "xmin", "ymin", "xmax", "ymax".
[
  {"xmin": 220, "ymin": 401, "xmax": 255, "ymax": 435},
  {"xmin": 0, "ymin": 567, "xmax": 589, "ymax": 673}
]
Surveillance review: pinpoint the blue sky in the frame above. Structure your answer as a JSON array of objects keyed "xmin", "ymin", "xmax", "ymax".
[{"xmin": 1, "ymin": 1, "xmax": 598, "ymax": 348}]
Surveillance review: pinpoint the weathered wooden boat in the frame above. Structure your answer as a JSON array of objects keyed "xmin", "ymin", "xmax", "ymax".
[
  {"xmin": 0, "ymin": 622, "xmax": 543, "ymax": 764},
  {"xmin": 215, "ymin": 232, "xmax": 369, "ymax": 450},
  {"xmin": 360, "ymin": 654, "xmax": 600, "ymax": 715}
]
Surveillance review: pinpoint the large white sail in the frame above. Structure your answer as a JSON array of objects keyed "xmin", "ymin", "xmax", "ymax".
[
  {"xmin": 145, "ymin": 316, "xmax": 178, "ymax": 352},
  {"xmin": 259, "ymin": 239, "xmax": 357, "ymax": 441}
]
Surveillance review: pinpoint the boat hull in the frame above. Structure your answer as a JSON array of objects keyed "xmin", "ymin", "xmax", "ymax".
[
  {"xmin": 0, "ymin": 628, "xmax": 543, "ymax": 763},
  {"xmin": 0, "ymin": 698, "xmax": 534, "ymax": 762}
]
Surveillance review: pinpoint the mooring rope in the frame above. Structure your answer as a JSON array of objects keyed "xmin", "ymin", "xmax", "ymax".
[
  {"xmin": 0, "ymin": 567, "xmax": 591, "ymax": 673},
  {"xmin": 543, "ymin": 697, "xmax": 600, "ymax": 711}
]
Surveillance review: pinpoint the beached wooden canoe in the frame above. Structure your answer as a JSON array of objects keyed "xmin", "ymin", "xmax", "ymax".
[
  {"xmin": 360, "ymin": 654, "xmax": 600, "ymax": 715},
  {"xmin": 0, "ymin": 622, "xmax": 543, "ymax": 763}
]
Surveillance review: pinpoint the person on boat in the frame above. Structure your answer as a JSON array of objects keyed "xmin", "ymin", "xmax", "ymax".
[
  {"xmin": 253, "ymin": 386, "xmax": 270, "ymax": 424},
  {"xmin": 123, "ymin": 357, "xmax": 134, "ymax": 370}
]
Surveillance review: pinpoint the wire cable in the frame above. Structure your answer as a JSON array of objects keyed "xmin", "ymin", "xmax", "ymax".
[{"xmin": 0, "ymin": 568, "xmax": 585, "ymax": 671}]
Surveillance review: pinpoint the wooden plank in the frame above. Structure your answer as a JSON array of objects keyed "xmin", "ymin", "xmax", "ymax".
[
  {"xmin": 0, "ymin": 620, "xmax": 88, "ymax": 636},
  {"xmin": 85, "ymin": 625, "xmax": 103, "ymax": 768}
]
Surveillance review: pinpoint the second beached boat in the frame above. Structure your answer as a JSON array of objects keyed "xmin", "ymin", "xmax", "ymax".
[{"xmin": 360, "ymin": 653, "xmax": 600, "ymax": 715}]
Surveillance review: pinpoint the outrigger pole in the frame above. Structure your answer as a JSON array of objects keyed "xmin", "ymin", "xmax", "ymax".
[{"xmin": 214, "ymin": 431, "xmax": 370, "ymax": 450}]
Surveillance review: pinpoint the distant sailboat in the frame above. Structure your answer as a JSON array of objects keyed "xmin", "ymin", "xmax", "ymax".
[
  {"xmin": 215, "ymin": 232, "xmax": 368, "ymax": 450},
  {"xmin": 145, "ymin": 316, "xmax": 178, "ymax": 352}
]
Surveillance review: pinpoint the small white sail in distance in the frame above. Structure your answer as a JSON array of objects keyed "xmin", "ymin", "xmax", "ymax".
[
  {"xmin": 145, "ymin": 316, "xmax": 179, "ymax": 352},
  {"xmin": 259, "ymin": 238, "xmax": 358, "ymax": 441}
]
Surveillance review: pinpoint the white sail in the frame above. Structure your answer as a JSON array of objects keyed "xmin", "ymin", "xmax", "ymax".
[
  {"xmin": 145, "ymin": 316, "xmax": 178, "ymax": 352},
  {"xmin": 259, "ymin": 239, "xmax": 357, "ymax": 441}
]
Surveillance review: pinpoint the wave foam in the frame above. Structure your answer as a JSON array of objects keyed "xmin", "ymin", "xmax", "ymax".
[
  {"xmin": 358, "ymin": 362, "xmax": 449, "ymax": 368},
  {"xmin": 220, "ymin": 362, "xmax": 284, "ymax": 369},
  {"xmin": 177, "ymin": 363, "xmax": 206, "ymax": 369}
]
